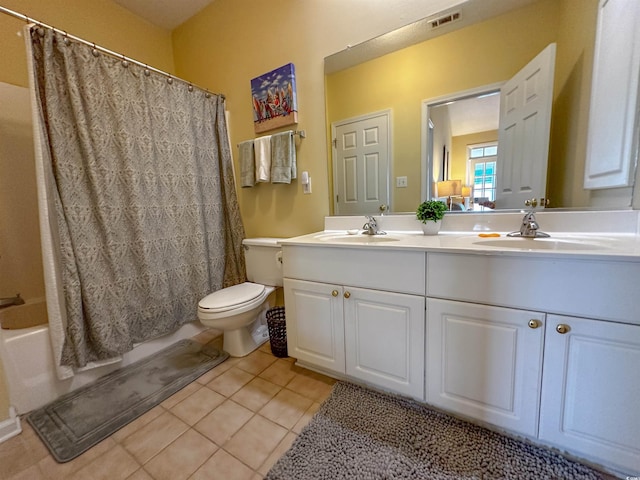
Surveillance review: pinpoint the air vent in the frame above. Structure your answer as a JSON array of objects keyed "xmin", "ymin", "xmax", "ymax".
[{"xmin": 430, "ymin": 10, "xmax": 461, "ymax": 29}]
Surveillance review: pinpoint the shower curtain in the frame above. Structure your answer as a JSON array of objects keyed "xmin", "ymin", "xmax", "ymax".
[{"xmin": 26, "ymin": 26, "xmax": 246, "ymax": 379}]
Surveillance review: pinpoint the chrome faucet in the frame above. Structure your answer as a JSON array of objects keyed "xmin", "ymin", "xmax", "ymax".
[
  {"xmin": 508, "ymin": 211, "xmax": 550, "ymax": 238},
  {"xmin": 0, "ymin": 293, "xmax": 25, "ymax": 309},
  {"xmin": 362, "ymin": 215, "xmax": 385, "ymax": 235}
]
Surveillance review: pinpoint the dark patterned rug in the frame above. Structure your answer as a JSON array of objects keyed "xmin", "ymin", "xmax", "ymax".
[
  {"xmin": 266, "ymin": 382, "xmax": 608, "ymax": 480},
  {"xmin": 27, "ymin": 339, "xmax": 228, "ymax": 462}
]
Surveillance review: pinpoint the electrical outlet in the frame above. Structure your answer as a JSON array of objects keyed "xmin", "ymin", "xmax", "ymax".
[{"xmin": 396, "ymin": 176, "xmax": 408, "ymax": 188}]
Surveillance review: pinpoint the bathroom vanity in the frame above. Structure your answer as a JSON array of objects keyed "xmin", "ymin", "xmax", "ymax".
[{"xmin": 280, "ymin": 211, "xmax": 640, "ymax": 477}]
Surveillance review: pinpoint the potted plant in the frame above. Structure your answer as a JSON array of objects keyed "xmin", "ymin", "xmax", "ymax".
[{"xmin": 416, "ymin": 199, "xmax": 447, "ymax": 235}]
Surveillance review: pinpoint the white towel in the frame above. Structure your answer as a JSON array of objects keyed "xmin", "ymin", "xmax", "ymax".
[
  {"xmin": 254, "ymin": 135, "xmax": 272, "ymax": 183},
  {"xmin": 270, "ymin": 131, "xmax": 297, "ymax": 184},
  {"xmin": 238, "ymin": 140, "xmax": 255, "ymax": 188}
]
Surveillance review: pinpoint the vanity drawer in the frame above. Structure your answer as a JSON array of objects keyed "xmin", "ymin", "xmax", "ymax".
[
  {"xmin": 427, "ymin": 252, "xmax": 640, "ymax": 324},
  {"xmin": 283, "ymin": 245, "xmax": 425, "ymax": 295}
]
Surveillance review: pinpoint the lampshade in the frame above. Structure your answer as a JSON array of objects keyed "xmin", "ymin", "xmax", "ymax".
[
  {"xmin": 436, "ymin": 179, "xmax": 462, "ymax": 197},
  {"xmin": 461, "ymin": 186, "xmax": 472, "ymax": 197}
]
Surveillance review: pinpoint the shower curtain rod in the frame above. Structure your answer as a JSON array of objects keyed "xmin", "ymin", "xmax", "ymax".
[{"xmin": 0, "ymin": 4, "xmax": 225, "ymax": 100}]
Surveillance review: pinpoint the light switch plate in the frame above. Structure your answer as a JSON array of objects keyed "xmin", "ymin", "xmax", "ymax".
[{"xmin": 396, "ymin": 176, "xmax": 408, "ymax": 188}]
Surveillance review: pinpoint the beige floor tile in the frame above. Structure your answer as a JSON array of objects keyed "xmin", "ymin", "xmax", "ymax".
[
  {"xmin": 112, "ymin": 406, "xmax": 165, "ymax": 443},
  {"xmin": 170, "ymin": 386, "xmax": 226, "ymax": 425},
  {"xmin": 235, "ymin": 350, "xmax": 278, "ymax": 375},
  {"xmin": 191, "ymin": 328, "xmax": 222, "ymax": 345},
  {"xmin": 190, "ymin": 449, "xmax": 255, "ymax": 480},
  {"xmin": 207, "ymin": 367, "xmax": 254, "ymax": 397},
  {"xmin": 194, "ymin": 399, "xmax": 254, "ymax": 446},
  {"xmin": 7, "ymin": 464, "xmax": 45, "ymax": 480},
  {"xmin": 258, "ymin": 358, "xmax": 300, "ymax": 387},
  {"xmin": 37, "ymin": 437, "xmax": 116, "ymax": 480},
  {"xmin": 259, "ymin": 388, "xmax": 314, "ymax": 429},
  {"xmin": 231, "ymin": 377, "xmax": 281, "ymax": 412},
  {"xmin": 196, "ymin": 357, "xmax": 241, "ymax": 385},
  {"xmin": 223, "ymin": 415, "xmax": 288, "ymax": 470},
  {"xmin": 257, "ymin": 431, "xmax": 297, "ymax": 476},
  {"xmin": 126, "ymin": 469, "xmax": 154, "ymax": 480},
  {"xmin": 143, "ymin": 429, "xmax": 217, "ymax": 480},
  {"xmin": 69, "ymin": 444, "xmax": 139, "ymax": 480},
  {"xmin": 121, "ymin": 411, "xmax": 189, "ymax": 464},
  {"xmin": 160, "ymin": 382, "xmax": 201, "ymax": 410},
  {"xmin": 285, "ymin": 370, "xmax": 336, "ymax": 403},
  {"xmin": 0, "ymin": 423, "xmax": 51, "ymax": 479},
  {"xmin": 292, "ymin": 401, "xmax": 321, "ymax": 434}
]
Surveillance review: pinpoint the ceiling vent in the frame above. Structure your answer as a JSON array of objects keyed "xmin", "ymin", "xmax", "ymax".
[{"xmin": 430, "ymin": 10, "xmax": 461, "ymax": 29}]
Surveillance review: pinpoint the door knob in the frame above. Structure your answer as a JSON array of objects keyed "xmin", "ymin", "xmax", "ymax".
[
  {"xmin": 528, "ymin": 319, "xmax": 541, "ymax": 329},
  {"xmin": 331, "ymin": 290, "xmax": 339, "ymax": 297},
  {"xmin": 344, "ymin": 291, "xmax": 351, "ymax": 299},
  {"xmin": 556, "ymin": 324, "xmax": 570, "ymax": 334}
]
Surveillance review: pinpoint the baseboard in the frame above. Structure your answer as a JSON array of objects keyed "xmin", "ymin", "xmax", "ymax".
[{"xmin": 0, "ymin": 406, "xmax": 22, "ymax": 444}]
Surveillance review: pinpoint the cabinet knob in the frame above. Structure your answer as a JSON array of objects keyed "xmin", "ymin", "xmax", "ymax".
[
  {"xmin": 528, "ymin": 319, "xmax": 541, "ymax": 329},
  {"xmin": 331, "ymin": 290, "xmax": 338, "ymax": 297},
  {"xmin": 344, "ymin": 291, "xmax": 351, "ymax": 299},
  {"xmin": 556, "ymin": 324, "xmax": 570, "ymax": 334}
]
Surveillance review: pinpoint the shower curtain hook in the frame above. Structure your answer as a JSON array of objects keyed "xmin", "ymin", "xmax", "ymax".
[
  {"xmin": 143, "ymin": 64, "xmax": 151, "ymax": 76},
  {"xmin": 121, "ymin": 54, "xmax": 129, "ymax": 68},
  {"xmin": 205, "ymin": 89, "xmax": 211, "ymax": 99},
  {"xmin": 91, "ymin": 43, "xmax": 99, "ymax": 57},
  {"xmin": 166, "ymin": 75, "xmax": 173, "ymax": 85},
  {"xmin": 63, "ymin": 31, "xmax": 70, "ymax": 46},
  {"xmin": 188, "ymin": 84, "xmax": 193, "ymax": 92}
]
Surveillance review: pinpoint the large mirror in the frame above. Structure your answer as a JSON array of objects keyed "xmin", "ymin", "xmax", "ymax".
[{"xmin": 324, "ymin": 0, "xmax": 636, "ymax": 214}]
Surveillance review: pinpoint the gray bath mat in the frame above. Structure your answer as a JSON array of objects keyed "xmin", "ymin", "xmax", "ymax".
[
  {"xmin": 266, "ymin": 382, "xmax": 608, "ymax": 480},
  {"xmin": 27, "ymin": 339, "xmax": 228, "ymax": 463}
]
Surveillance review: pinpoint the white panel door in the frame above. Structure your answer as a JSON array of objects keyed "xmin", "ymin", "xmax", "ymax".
[
  {"xmin": 333, "ymin": 111, "xmax": 390, "ymax": 215},
  {"xmin": 283, "ymin": 279, "xmax": 345, "ymax": 373},
  {"xmin": 539, "ymin": 315, "xmax": 640, "ymax": 474},
  {"xmin": 584, "ymin": 0, "xmax": 640, "ymax": 189},
  {"xmin": 496, "ymin": 43, "xmax": 556, "ymax": 209},
  {"xmin": 426, "ymin": 299, "xmax": 544, "ymax": 436},
  {"xmin": 344, "ymin": 287, "xmax": 425, "ymax": 399}
]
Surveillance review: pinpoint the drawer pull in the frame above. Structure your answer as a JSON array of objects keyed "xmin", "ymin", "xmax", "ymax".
[
  {"xmin": 344, "ymin": 291, "xmax": 351, "ymax": 299},
  {"xmin": 556, "ymin": 324, "xmax": 570, "ymax": 334},
  {"xmin": 331, "ymin": 290, "xmax": 339, "ymax": 297},
  {"xmin": 528, "ymin": 319, "xmax": 540, "ymax": 329}
]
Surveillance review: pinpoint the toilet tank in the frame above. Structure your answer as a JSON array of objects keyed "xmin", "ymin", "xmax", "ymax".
[{"xmin": 242, "ymin": 238, "xmax": 284, "ymax": 287}]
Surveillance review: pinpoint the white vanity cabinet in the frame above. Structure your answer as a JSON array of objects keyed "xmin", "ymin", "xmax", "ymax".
[
  {"xmin": 426, "ymin": 298, "xmax": 545, "ymax": 437},
  {"xmin": 427, "ymin": 251, "xmax": 640, "ymax": 474},
  {"xmin": 283, "ymin": 246, "xmax": 426, "ymax": 399},
  {"xmin": 539, "ymin": 315, "xmax": 640, "ymax": 473}
]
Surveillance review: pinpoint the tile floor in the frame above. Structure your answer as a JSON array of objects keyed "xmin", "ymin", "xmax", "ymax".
[{"xmin": 0, "ymin": 330, "xmax": 336, "ymax": 480}]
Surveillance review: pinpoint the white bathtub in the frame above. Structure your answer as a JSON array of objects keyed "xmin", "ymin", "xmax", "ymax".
[{"xmin": 0, "ymin": 304, "xmax": 207, "ymax": 414}]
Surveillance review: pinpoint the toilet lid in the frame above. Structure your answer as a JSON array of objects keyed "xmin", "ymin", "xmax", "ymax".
[{"xmin": 198, "ymin": 282, "xmax": 266, "ymax": 313}]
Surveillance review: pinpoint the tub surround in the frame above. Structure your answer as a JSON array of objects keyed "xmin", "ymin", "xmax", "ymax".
[{"xmin": 280, "ymin": 210, "xmax": 640, "ymax": 477}]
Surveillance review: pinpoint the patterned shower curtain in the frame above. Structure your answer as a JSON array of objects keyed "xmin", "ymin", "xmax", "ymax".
[{"xmin": 27, "ymin": 27, "xmax": 246, "ymax": 371}]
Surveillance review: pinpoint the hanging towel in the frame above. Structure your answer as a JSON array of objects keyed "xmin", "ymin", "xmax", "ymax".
[
  {"xmin": 270, "ymin": 131, "xmax": 297, "ymax": 184},
  {"xmin": 238, "ymin": 140, "xmax": 256, "ymax": 188},
  {"xmin": 254, "ymin": 135, "xmax": 272, "ymax": 182}
]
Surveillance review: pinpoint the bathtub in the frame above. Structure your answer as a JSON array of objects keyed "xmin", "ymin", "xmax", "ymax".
[{"xmin": 0, "ymin": 301, "xmax": 207, "ymax": 414}]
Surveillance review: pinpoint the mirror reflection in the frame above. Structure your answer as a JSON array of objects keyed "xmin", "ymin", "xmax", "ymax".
[{"xmin": 325, "ymin": 0, "xmax": 628, "ymax": 214}]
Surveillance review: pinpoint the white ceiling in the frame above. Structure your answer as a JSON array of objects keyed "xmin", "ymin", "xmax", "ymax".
[
  {"xmin": 113, "ymin": 0, "xmax": 215, "ymax": 30},
  {"xmin": 446, "ymin": 93, "xmax": 500, "ymax": 137}
]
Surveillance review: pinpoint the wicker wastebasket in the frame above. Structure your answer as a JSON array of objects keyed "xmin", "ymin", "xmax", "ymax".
[{"xmin": 265, "ymin": 306, "xmax": 288, "ymax": 358}]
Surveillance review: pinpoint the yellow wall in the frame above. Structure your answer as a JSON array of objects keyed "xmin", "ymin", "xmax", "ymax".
[
  {"xmin": 0, "ymin": 0, "xmax": 175, "ymax": 423},
  {"xmin": 326, "ymin": 0, "xmax": 560, "ymax": 213},
  {"xmin": 450, "ymin": 131, "xmax": 499, "ymax": 183}
]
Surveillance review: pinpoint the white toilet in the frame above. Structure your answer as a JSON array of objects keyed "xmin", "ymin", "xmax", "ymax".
[{"xmin": 197, "ymin": 238, "xmax": 283, "ymax": 357}]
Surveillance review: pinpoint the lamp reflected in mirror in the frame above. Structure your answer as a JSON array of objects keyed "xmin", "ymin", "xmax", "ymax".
[{"xmin": 435, "ymin": 179, "xmax": 464, "ymax": 210}]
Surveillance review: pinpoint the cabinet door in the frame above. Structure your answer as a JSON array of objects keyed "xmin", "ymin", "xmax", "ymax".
[
  {"xmin": 426, "ymin": 299, "xmax": 544, "ymax": 436},
  {"xmin": 283, "ymin": 278, "xmax": 345, "ymax": 373},
  {"xmin": 344, "ymin": 287, "xmax": 425, "ymax": 399},
  {"xmin": 540, "ymin": 315, "xmax": 640, "ymax": 474}
]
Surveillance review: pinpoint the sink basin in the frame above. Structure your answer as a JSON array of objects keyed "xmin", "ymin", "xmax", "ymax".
[
  {"xmin": 315, "ymin": 233, "xmax": 401, "ymax": 243},
  {"xmin": 473, "ymin": 237, "xmax": 610, "ymax": 251}
]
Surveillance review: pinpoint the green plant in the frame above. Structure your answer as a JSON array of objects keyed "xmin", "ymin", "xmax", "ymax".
[{"xmin": 416, "ymin": 200, "xmax": 447, "ymax": 223}]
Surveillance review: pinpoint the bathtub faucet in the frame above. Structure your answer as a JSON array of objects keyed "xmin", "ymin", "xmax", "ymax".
[{"xmin": 0, "ymin": 293, "xmax": 25, "ymax": 309}]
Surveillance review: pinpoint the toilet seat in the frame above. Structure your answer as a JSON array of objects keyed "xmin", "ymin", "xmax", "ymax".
[{"xmin": 198, "ymin": 282, "xmax": 267, "ymax": 315}]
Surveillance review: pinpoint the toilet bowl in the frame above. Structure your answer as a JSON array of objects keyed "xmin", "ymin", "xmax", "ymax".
[{"xmin": 197, "ymin": 238, "xmax": 283, "ymax": 357}]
